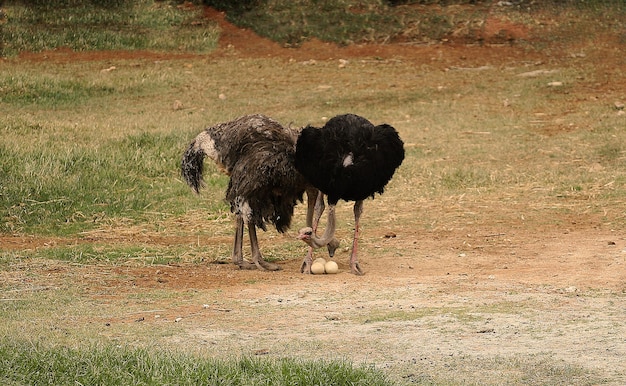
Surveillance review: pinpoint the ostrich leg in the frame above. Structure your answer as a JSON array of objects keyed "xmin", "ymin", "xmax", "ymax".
[
  {"xmin": 350, "ymin": 200, "xmax": 364, "ymax": 275},
  {"xmin": 304, "ymin": 187, "xmax": 319, "ymax": 230},
  {"xmin": 233, "ymin": 216, "xmax": 256, "ymax": 270},
  {"xmin": 301, "ymin": 190, "xmax": 325, "ymax": 273},
  {"xmin": 249, "ymin": 224, "xmax": 281, "ymax": 271}
]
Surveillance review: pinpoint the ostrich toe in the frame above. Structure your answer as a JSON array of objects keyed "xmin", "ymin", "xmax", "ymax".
[
  {"xmin": 237, "ymin": 260, "xmax": 258, "ymax": 270},
  {"xmin": 351, "ymin": 261, "xmax": 364, "ymax": 276},
  {"xmin": 256, "ymin": 259, "xmax": 282, "ymax": 271}
]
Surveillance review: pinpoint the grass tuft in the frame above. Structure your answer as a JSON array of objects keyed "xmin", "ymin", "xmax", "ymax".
[
  {"xmin": 1, "ymin": 0, "xmax": 219, "ymax": 57},
  {"xmin": 0, "ymin": 339, "xmax": 394, "ymax": 386}
]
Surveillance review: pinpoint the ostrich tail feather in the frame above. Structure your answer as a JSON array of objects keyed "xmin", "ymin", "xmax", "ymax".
[{"xmin": 181, "ymin": 139, "xmax": 206, "ymax": 194}]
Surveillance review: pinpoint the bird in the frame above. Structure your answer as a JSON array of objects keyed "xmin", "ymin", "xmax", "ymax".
[
  {"xmin": 294, "ymin": 114, "xmax": 405, "ymax": 275},
  {"xmin": 181, "ymin": 114, "xmax": 337, "ymax": 271}
]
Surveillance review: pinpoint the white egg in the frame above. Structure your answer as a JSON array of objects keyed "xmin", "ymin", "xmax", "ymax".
[
  {"xmin": 311, "ymin": 262, "xmax": 326, "ymax": 275},
  {"xmin": 313, "ymin": 257, "xmax": 327, "ymax": 265},
  {"xmin": 324, "ymin": 261, "xmax": 339, "ymax": 274}
]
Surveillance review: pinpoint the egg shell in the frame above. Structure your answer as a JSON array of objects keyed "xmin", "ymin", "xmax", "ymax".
[
  {"xmin": 324, "ymin": 261, "xmax": 339, "ymax": 274},
  {"xmin": 311, "ymin": 262, "xmax": 326, "ymax": 274}
]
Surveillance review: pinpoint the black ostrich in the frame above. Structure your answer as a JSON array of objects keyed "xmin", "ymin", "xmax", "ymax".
[
  {"xmin": 294, "ymin": 114, "xmax": 405, "ymax": 275},
  {"xmin": 181, "ymin": 114, "xmax": 336, "ymax": 271}
]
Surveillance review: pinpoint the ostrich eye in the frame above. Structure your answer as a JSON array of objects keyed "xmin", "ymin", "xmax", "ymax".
[{"xmin": 305, "ymin": 230, "xmax": 313, "ymax": 236}]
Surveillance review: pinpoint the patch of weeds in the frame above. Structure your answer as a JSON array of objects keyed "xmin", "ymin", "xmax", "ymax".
[
  {"xmin": 439, "ymin": 167, "xmax": 495, "ymax": 191},
  {"xmin": 1, "ymin": 129, "xmax": 199, "ymax": 235},
  {"xmin": 28, "ymin": 244, "xmax": 184, "ymax": 265},
  {"xmin": 0, "ymin": 338, "xmax": 394, "ymax": 386},
  {"xmin": 432, "ymin": 354, "xmax": 603, "ymax": 385},
  {"xmin": 363, "ymin": 306, "xmax": 482, "ymax": 324},
  {"xmin": 0, "ymin": 251, "xmax": 18, "ymax": 268},
  {"xmin": 222, "ymin": 0, "xmax": 399, "ymax": 46},
  {"xmin": 0, "ymin": 75, "xmax": 118, "ymax": 107},
  {"xmin": 1, "ymin": 0, "xmax": 218, "ymax": 56},
  {"xmin": 478, "ymin": 300, "xmax": 534, "ymax": 315},
  {"xmin": 596, "ymin": 142, "xmax": 624, "ymax": 164}
]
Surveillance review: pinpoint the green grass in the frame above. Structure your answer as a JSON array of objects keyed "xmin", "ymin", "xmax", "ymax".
[
  {"xmin": 2, "ymin": 53, "xmax": 625, "ymax": 235},
  {"xmin": 0, "ymin": 75, "xmax": 117, "ymax": 106},
  {"xmin": 0, "ymin": 124, "xmax": 206, "ymax": 235},
  {"xmin": 1, "ymin": 0, "xmax": 219, "ymax": 57},
  {"xmin": 10, "ymin": 244, "xmax": 187, "ymax": 265},
  {"xmin": 0, "ymin": 339, "xmax": 394, "ymax": 386}
]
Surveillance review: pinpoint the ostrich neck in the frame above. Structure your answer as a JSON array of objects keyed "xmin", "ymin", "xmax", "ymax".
[{"xmin": 309, "ymin": 205, "xmax": 336, "ymax": 248}]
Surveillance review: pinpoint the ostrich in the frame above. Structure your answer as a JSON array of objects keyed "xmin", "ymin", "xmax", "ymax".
[
  {"xmin": 181, "ymin": 114, "xmax": 337, "ymax": 271},
  {"xmin": 294, "ymin": 114, "xmax": 405, "ymax": 275}
]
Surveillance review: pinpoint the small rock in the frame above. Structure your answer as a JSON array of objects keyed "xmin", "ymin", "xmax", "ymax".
[
  {"xmin": 172, "ymin": 100, "xmax": 184, "ymax": 111},
  {"xmin": 548, "ymin": 81, "xmax": 563, "ymax": 87},
  {"xmin": 175, "ymin": 317, "xmax": 183, "ymax": 322},
  {"xmin": 614, "ymin": 101, "xmax": 625, "ymax": 110}
]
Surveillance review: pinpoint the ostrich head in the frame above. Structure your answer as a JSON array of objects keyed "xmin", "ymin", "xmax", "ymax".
[{"xmin": 297, "ymin": 227, "xmax": 314, "ymax": 244}]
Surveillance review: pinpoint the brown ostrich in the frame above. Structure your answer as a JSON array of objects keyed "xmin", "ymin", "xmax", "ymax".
[{"xmin": 181, "ymin": 114, "xmax": 337, "ymax": 271}]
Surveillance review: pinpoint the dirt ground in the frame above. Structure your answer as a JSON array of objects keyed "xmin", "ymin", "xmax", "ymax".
[{"xmin": 3, "ymin": 6, "xmax": 626, "ymax": 384}]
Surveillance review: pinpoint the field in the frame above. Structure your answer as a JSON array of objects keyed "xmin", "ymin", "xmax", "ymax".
[{"xmin": 2, "ymin": 2, "xmax": 626, "ymax": 384}]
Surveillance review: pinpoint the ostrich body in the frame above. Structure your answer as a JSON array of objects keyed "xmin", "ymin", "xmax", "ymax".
[
  {"xmin": 182, "ymin": 114, "xmax": 325, "ymax": 271},
  {"xmin": 295, "ymin": 114, "xmax": 405, "ymax": 275}
]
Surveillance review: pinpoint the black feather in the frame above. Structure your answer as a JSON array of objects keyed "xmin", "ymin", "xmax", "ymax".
[{"xmin": 294, "ymin": 114, "xmax": 405, "ymax": 205}]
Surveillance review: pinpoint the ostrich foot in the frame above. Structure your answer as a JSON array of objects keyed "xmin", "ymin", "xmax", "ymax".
[
  {"xmin": 237, "ymin": 260, "xmax": 258, "ymax": 270},
  {"xmin": 327, "ymin": 238, "xmax": 340, "ymax": 258},
  {"xmin": 350, "ymin": 261, "xmax": 364, "ymax": 276},
  {"xmin": 255, "ymin": 258, "xmax": 282, "ymax": 271}
]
